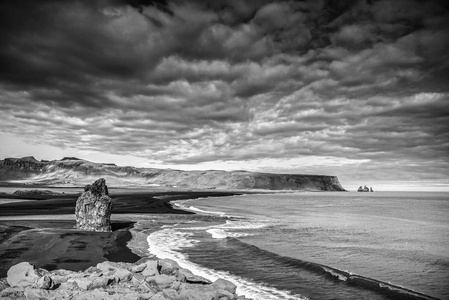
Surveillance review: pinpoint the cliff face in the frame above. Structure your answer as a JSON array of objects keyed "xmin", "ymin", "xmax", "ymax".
[
  {"xmin": 0, "ymin": 157, "xmax": 345, "ymax": 191},
  {"xmin": 0, "ymin": 157, "xmax": 46, "ymax": 180}
]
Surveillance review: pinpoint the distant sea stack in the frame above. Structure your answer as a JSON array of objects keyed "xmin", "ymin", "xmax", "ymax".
[
  {"xmin": 358, "ymin": 185, "xmax": 373, "ymax": 192},
  {"xmin": 0, "ymin": 157, "xmax": 346, "ymax": 191},
  {"xmin": 75, "ymin": 178, "xmax": 112, "ymax": 232}
]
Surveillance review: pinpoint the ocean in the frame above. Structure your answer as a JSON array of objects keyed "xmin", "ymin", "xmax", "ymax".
[{"xmin": 146, "ymin": 191, "xmax": 449, "ymax": 300}]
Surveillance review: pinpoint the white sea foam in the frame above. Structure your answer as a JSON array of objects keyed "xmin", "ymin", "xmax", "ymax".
[
  {"xmin": 182, "ymin": 218, "xmax": 271, "ymax": 240},
  {"xmin": 185, "ymin": 218, "xmax": 271, "ymax": 231},
  {"xmin": 172, "ymin": 200, "xmax": 228, "ymax": 217},
  {"xmin": 216, "ymin": 219, "xmax": 270, "ymax": 230},
  {"xmin": 147, "ymin": 228, "xmax": 306, "ymax": 300},
  {"xmin": 161, "ymin": 225, "xmax": 175, "ymax": 228},
  {"xmin": 204, "ymin": 228, "xmax": 250, "ymax": 238},
  {"xmin": 322, "ymin": 266, "xmax": 348, "ymax": 281},
  {"xmin": 188, "ymin": 205, "xmax": 226, "ymax": 216},
  {"xmin": 180, "ymin": 217, "xmax": 268, "ymax": 240},
  {"xmin": 206, "ymin": 228, "xmax": 228, "ymax": 239}
]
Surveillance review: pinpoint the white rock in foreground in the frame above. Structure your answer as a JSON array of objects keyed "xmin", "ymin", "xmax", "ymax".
[{"xmin": 6, "ymin": 262, "xmax": 41, "ymax": 288}]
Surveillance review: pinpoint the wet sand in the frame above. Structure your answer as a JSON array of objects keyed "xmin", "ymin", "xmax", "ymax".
[
  {"xmin": 0, "ymin": 189, "xmax": 241, "ymax": 277},
  {"xmin": 0, "ymin": 220, "xmax": 140, "ymax": 277}
]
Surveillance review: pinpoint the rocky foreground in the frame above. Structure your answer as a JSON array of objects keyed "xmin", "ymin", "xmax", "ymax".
[{"xmin": 0, "ymin": 259, "xmax": 244, "ymax": 300}]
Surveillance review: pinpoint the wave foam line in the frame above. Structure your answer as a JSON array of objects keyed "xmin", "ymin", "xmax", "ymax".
[
  {"xmin": 206, "ymin": 228, "xmax": 227, "ymax": 239},
  {"xmin": 147, "ymin": 228, "xmax": 306, "ymax": 300},
  {"xmin": 182, "ymin": 219, "xmax": 270, "ymax": 239},
  {"xmin": 171, "ymin": 201, "xmax": 227, "ymax": 217},
  {"xmin": 230, "ymin": 238, "xmax": 440, "ymax": 300}
]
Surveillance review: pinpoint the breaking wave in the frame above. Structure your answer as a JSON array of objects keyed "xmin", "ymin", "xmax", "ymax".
[{"xmin": 147, "ymin": 226, "xmax": 306, "ymax": 300}]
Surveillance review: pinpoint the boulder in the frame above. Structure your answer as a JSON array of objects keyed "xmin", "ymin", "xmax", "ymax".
[
  {"xmin": 141, "ymin": 261, "xmax": 158, "ymax": 277},
  {"xmin": 75, "ymin": 178, "xmax": 112, "ymax": 232},
  {"xmin": 58, "ymin": 281, "xmax": 79, "ymax": 291},
  {"xmin": 177, "ymin": 283, "xmax": 223, "ymax": 300},
  {"xmin": 69, "ymin": 278, "xmax": 92, "ymax": 291},
  {"xmin": 178, "ymin": 281, "xmax": 237, "ymax": 300},
  {"xmin": 177, "ymin": 268, "xmax": 210, "ymax": 284},
  {"xmin": 35, "ymin": 275, "xmax": 52, "ymax": 290},
  {"xmin": 96, "ymin": 261, "xmax": 130, "ymax": 272},
  {"xmin": 112, "ymin": 269, "xmax": 133, "ymax": 283},
  {"xmin": 157, "ymin": 259, "xmax": 180, "ymax": 276},
  {"xmin": 95, "ymin": 261, "xmax": 133, "ymax": 283},
  {"xmin": 67, "ymin": 276, "xmax": 112, "ymax": 291},
  {"xmin": 212, "ymin": 278, "xmax": 237, "ymax": 294},
  {"xmin": 49, "ymin": 275, "xmax": 70, "ymax": 286},
  {"xmin": 145, "ymin": 274, "xmax": 177, "ymax": 289},
  {"xmin": 96, "ymin": 261, "xmax": 117, "ymax": 273},
  {"xmin": 7, "ymin": 262, "xmax": 41, "ymax": 287},
  {"xmin": 131, "ymin": 263, "xmax": 147, "ymax": 273}
]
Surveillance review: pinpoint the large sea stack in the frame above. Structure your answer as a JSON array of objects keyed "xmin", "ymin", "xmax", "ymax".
[{"xmin": 75, "ymin": 178, "xmax": 112, "ymax": 232}]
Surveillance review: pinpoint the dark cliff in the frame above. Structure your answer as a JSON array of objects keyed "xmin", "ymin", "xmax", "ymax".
[
  {"xmin": 0, "ymin": 157, "xmax": 345, "ymax": 191},
  {"xmin": 0, "ymin": 157, "xmax": 46, "ymax": 180}
]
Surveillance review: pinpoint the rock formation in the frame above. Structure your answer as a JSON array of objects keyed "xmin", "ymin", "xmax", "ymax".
[
  {"xmin": 357, "ymin": 185, "xmax": 373, "ymax": 192},
  {"xmin": 6, "ymin": 262, "xmax": 42, "ymax": 288},
  {"xmin": 0, "ymin": 260, "xmax": 243, "ymax": 300},
  {"xmin": 75, "ymin": 178, "xmax": 112, "ymax": 232}
]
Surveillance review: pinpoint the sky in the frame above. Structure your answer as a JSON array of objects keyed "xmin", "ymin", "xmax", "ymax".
[{"xmin": 0, "ymin": 0, "xmax": 448, "ymax": 191}]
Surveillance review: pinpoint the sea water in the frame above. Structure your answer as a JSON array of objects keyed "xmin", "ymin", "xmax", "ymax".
[{"xmin": 146, "ymin": 192, "xmax": 449, "ymax": 300}]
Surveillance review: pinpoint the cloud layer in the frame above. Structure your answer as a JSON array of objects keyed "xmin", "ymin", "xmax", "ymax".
[{"xmin": 0, "ymin": 0, "xmax": 448, "ymax": 190}]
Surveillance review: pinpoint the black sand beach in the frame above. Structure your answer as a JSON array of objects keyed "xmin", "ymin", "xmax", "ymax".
[
  {"xmin": 0, "ymin": 189, "xmax": 240, "ymax": 278},
  {"xmin": 0, "ymin": 189, "xmax": 240, "ymax": 215},
  {"xmin": 0, "ymin": 220, "xmax": 140, "ymax": 278}
]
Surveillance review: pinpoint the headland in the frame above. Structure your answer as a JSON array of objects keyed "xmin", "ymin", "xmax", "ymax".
[{"xmin": 0, "ymin": 156, "xmax": 345, "ymax": 191}]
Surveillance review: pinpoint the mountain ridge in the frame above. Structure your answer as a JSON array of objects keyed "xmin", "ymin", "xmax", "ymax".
[{"xmin": 0, "ymin": 157, "xmax": 346, "ymax": 191}]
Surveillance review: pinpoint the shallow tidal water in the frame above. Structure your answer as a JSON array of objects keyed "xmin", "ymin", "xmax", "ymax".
[{"xmin": 145, "ymin": 191, "xmax": 449, "ymax": 300}]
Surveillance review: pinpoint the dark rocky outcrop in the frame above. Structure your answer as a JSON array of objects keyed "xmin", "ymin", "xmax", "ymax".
[
  {"xmin": 357, "ymin": 185, "xmax": 373, "ymax": 192},
  {"xmin": 0, "ymin": 157, "xmax": 346, "ymax": 191},
  {"xmin": 75, "ymin": 178, "xmax": 112, "ymax": 232}
]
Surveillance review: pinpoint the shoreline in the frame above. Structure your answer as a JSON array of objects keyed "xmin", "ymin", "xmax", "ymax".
[
  {"xmin": 0, "ymin": 189, "xmax": 243, "ymax": 216},
  {"xmin": 1, "ymin": 189, "xmax": 444, "ymax": 299},
  {"xmin": 0, "ymin": 188, "xmax": 249, "ymax": 299},
  {"xmin": 0, "ymin": 189, "xmax": 243, "ymax": 279}
]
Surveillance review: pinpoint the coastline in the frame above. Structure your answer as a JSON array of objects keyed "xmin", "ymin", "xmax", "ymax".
[
  {"xmin": 0, "ymin": 189, "xmax": 242, "ymax": 279},
  {"xmin": 0, "ymin": 189, "xmax": 243, "ymax": 216},
  {"xmin": 0, "ymin": 187, "xmax": 260, "ymax": 299},
  {"xmin": 157, "ymin": 192, "xmax": 446, "ymax": 300},
  {"xmin": 1, "ymin": 188, "xmax": 446, "ymax": 299}
]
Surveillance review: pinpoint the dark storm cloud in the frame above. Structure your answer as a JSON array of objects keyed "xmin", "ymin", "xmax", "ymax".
[{"xmin": 0, "ymin": 0, "xmax": 448, "ymax": 185}]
